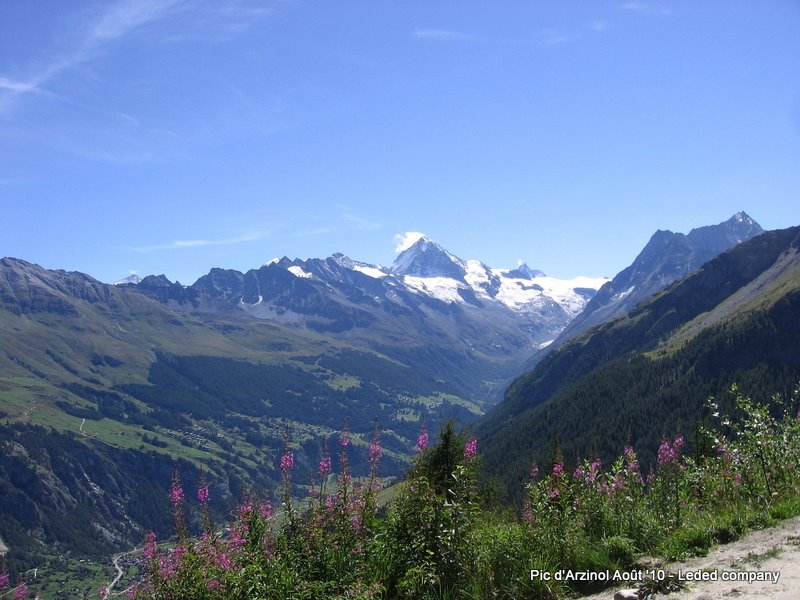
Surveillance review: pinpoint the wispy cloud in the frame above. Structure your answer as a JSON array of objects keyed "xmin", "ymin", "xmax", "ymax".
[
  {"xmin": 161, "ymin": 1, "xmax": 275, "ymax": 43},
  {"xmin": 394, "ymin": 232, "xmax": 426, "ymax": 253},
  {"xmin": 413, "ymin": 28, "xmax": 479, "ymax": 43},
  {"xmin": 539, "ymin": 20, "xmax": 610, "ymax": 46},
  {"xmin": 621, "ymin": 1, "xmax": 672, "ymax": 16},
  {"xmin": 340, "ymin": 210, "xmax": 383, "ymax": 231},
  {"xmin": 0, "ymin": 0, "xmax": 274, "ymax": 117},
  {"xmin": 126, "ymin": 231, "xmax": 270, "ymax": 253},
  {"xmin": 287, "ymin": 208, "xmax": 383, "ymax": 239},
  {"xmin": 0, "ymin": 0, "xmax": 180, "ymax": 116}
]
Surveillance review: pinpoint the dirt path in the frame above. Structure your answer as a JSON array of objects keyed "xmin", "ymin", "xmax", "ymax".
[
  {"xmin": 583, "ymin": 516, "xmax": 800, "ymax": 599},
  {"xmin": 105, "ymin": 547, "xmax": 141, "ymax": 596}
]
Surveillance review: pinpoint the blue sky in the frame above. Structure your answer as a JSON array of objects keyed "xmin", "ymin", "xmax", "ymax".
[{"xmin": 2, "ymin": 1, "xmax": 799, "ymax": 284}]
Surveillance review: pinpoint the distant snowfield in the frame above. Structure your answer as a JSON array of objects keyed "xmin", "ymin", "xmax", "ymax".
[
  {"xmin": 287, "ymin": 265, "xmax": 313, "ymax": 278},
  {"xmin": 403, "ymin": 276, "xmax": 466, "ymax": 304},
  {"xmin": 402, "ymin": 257, "xmax": 609, "ymax": 316},
  {"xmin": 352, "ymin": 264, "xmax": 387, "ymax": 279}
]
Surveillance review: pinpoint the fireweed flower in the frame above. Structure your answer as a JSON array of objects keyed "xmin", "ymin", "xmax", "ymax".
[
  {"xmin": 464, "ymin": 437, "xmax": 478, "ymax": 459},
  {"xmin": 13, "ymin": 581, "xmax": 27, "ymax": 600},
  {"xmin": 417, "ymin": 431, "xmax": 429, "ymax": 451},
  {"xmin": 197, "ymin": 483, "xmax": 210, "ymax": 504},
  {"xmin": 158, "ymin": 556, "xmax": 177, "ymax": 579},
  {"xmin": 522, "ymin": 502, "xmax": 534, "ymax": 523},
  {"xmin": 657, "ymin": 440, "xmax": 674, "ymax": 466},
  {"xmin": 0, "ymin": 572, "xmax": 8, "ymax": 589},
  {"xmin": 530, "ymin": 464, "xmax": 539, "ymax": 480},
  {"xmin": 217, "ymin": 552, "xmax": 234, "ymax": 571},
  {"xmin": 143, "ymin": 531, "xmax": 157, "ymax": 558},
  {"xmin": 229, "ymin": 528, "xmax": 247, "ymax": 549},
  {"xmin": 280, "ymin": 451, "xmax": 294, "ymax": 474},
  {"xmin": 169, "ymin": 478, "xmax": 184, "ymax": 508},
  {"xmin": 369, "ymin": 441, "xmax": 382, "ymax": 465},
  {"xmin": 552, "ymin": 460, "xmax": 564, "ymax": 476},
  {"xmin": 318, "ymin": 455, "xmax": 332, "ymax": 477},
  {"xmin": 237, "ymin": 501, "xmax": 254, "ymax": 520},
  {"xmin": 98, "ymin": 585, "xmax": 109, "ymax": 599}
]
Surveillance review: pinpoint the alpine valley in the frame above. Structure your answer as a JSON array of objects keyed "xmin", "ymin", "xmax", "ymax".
[{"xmin": 0, "ymin": 212, "xmax": 783, "ymax": 581}]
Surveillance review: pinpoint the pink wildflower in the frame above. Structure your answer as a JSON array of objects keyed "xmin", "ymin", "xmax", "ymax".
[
  {"xmin": 197, "ymin": 483, "xmax": 210, "ymax": 504},
  {"xmin": 318, "ymin": 455, "xmax": 332, "ymax": 477},
  {"xmin": 13, "ymin": 581, "xmax": 27, "ymax": 599},
  {"xmin": 417, "ymin": 431, "xmax": 429, "ymax": 450},
  {"xmin": 208, "ymin": 579, "xmax": 221, "ymax": 591},
  {"xmin": 369, "ymin": 441, "xmax": 382, "ymax": 465},
  {"xmin": 237, "ymin": 502, "xmax": 254, "ymax": 520},
  {"xmin": 0, "ymin": 572, "xmax": 8, "ymax": 589},
  {"xmin": 143, "ymin": 531, "xmax": 157, "ymax": 558},
  {"xmin": 169, "ymin": 477, "xmax": 184, "ymax": 508},
  {"xmin": 530, "ymin": 463, "xmax": 539, "ymax": 479},
  {"xmin": 522, "ymin": 502, "xmax": 533, "ymax": 523},
  {"xmin": 229, "ymin": 528, "xmax": 247, "ymax": 550},
  {"xmin": 351, "ymin": 514, "xmax": 363, "ymax": 531},
  {"xmin": 552, "ymin": 460, "xmax": 564, "ymax": 476},
  {"xmin": 173, "ymin": 545, "xmax": 187, "ymax": 562},
  {"xmin": 158, "ymin": 556, "xmax": 177, "ymax": 579},
  {"xmin": 583, "ymin": 459, "xmax": 601, "ymax": 485},
  {"xmin": 549, "ymin": 488, "xmax": 560, "ymax": 499},
  {"xmin": 217, "ymin": 552, "xmax": 233, "ymax": 571},
  {"xmin": 98, "ymin": 585, "xmax": 108, "ymax": 599},
  {"xmin": 280, "ymin": 451, "xmax": 294, "ymax": 473},
  {"xmin": 259, "ymin": 501, "xmax": 273, "ymax": 519},
  {"xmin": 657, "ymin": 440, "xmax": 674, "ymax": 466},
  {"xmin": 340, "ymin": 434, "xmax": 350, "ymax": 447},
  {"xmin": 464, "ymin": 437, "xmax": 478, "ymax": 459}
]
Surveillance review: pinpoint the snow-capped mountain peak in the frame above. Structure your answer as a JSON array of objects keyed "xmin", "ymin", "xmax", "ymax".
[
  {"xmin": 390, "ymin": 235, "xmax": 467, "ymax": 280},
  {"xmin": 504, "ymin": 262, "xmax": 546, "ymax": 280}
]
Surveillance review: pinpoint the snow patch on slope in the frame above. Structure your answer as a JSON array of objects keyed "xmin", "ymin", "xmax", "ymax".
[
  {"xmin": 353, "ymin": 264, "xmax": 387, "ymax": 279},
  {"xmin": 287, "ymin": 266, "xmax": 313, "ymax": 278},
  {"xmin": 403, "ymin": 276, "xmax": 466, "ymax": 304}
]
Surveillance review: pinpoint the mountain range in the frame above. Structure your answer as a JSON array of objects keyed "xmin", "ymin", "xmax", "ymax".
[
  {"xmin": 0, "ymin": 212, "xmax": 773, "ymax": 571},
  {"xmin": 555, "ymin": 212, "xmax": 763, "ymax": 346},
  {"xmin": 478, "ymin": 222, "xmax": 800, "ymax": 501}
]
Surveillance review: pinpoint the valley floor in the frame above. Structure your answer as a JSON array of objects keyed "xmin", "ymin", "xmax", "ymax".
[{"xmin": 584, "ymin": 516, "xmax": 800, "ymax": 600}]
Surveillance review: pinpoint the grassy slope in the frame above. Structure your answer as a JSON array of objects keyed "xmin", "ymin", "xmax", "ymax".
[{"xmin": 0, "ymin": 263, "xmax": 488, "ymax": 569}]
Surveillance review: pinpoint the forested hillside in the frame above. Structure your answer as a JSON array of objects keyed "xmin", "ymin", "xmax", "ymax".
[{"xmin": 478, "ymin": 226, "xmax": 800, "ymax": 501}]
